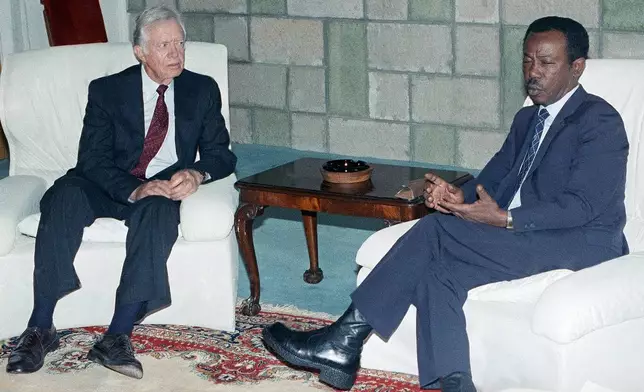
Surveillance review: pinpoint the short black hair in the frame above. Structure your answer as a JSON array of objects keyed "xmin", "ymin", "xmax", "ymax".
[{"xmin": 524, "ymin": 16, "xmax": 589, "ymax": 64}]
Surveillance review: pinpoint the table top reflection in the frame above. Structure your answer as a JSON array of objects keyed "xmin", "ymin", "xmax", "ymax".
[{"xmin": 236, "ymin": 158, "xmax": 472, "ymax": 204}]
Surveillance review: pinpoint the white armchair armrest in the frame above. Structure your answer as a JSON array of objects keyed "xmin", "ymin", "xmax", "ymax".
[
  {"xmin": 532, "ymin": 252, "xmax": 644, "ymax": 343},
  {"xmin": 0, "ymin": 175, "xmax": 48, "ymax": 256},
  {"xmin": 356, "ymin": 219, "xmax": 418, "ymax": 269},
  {"xmin": 179, "ymin": 173, "xmax": 238, "ymax": 242}
]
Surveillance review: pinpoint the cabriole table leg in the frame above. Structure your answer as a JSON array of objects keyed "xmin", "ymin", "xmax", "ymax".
[
  {"xmin": 302, "ymin": 210, "xmax": 323, "ymax": 283},
  {"xmin": 235, "ymin": 203, "xmax": 265, "ymax": 316}
]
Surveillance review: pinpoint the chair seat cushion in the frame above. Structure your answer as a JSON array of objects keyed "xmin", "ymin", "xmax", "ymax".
[
  {"xmin": 17, "ymin": 213, "xmax": 183, "ymax": 243},
  {"xmin": 467, "ymin": 269, "xmax": 573, "ymax": 303}
]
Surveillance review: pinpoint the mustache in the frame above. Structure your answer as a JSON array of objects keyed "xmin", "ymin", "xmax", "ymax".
[{"xmin": 525, "ymin": 79, "xmax": 541, "ymax": 90}]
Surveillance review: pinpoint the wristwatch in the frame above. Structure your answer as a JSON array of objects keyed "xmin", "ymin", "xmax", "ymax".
[{"xmin": 505, "ymin": 210, "xmax": 514, "ymax": 230}]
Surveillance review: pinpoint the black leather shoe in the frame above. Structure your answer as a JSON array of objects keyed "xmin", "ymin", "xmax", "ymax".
[
  {"xmin": 262, "ymin": 304, "xmax": 372, "ymax": 390},
  {"xmin": 87, "ymin": 334, "xmax": 143, "ymax": 379},
  {"xmin": 440, "ymin": 372, "xmax": 477, "ymax": 392},
  {"xmin": 6, "ymin": 325, "xmax": 59, "ymax": 374}
]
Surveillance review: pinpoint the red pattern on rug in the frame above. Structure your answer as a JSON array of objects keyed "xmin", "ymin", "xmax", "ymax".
[{"xmin": 1, "ymin": 307, "xmax": 425, "ymax": 391}]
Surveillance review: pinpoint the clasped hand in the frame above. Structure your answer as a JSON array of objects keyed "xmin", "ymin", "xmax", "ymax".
[
  {"xmin": 424, "ymin": 172, "xmax": 507, "ymax": 228},
  {"xmin": 130, "ymin": 169, "xmax": 204, "ymax": 202}
]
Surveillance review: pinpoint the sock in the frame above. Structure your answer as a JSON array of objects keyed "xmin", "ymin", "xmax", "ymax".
[
  {"xmin": 27, "ymin": 298, "xmax": 57, "ymax": 329},
  {"xmin": 107, "ymin": 302, "xmax": 144, "ymax": 336}
]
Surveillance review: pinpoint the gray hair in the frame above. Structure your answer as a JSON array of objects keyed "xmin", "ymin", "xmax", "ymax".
[{"xmin": 132, "ymin": 6, "xmax": 186, "ymax": 48}]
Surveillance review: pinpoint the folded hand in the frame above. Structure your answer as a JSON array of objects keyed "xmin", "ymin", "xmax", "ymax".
[
  {"xmin": 424, "ymin": 172, "xmax": 464, "ymax": 213},
  {"xmin": 130, "ymin": 179, "xmax": 174, "ymax": 201},
  {"xmin": 168, "ymin": 169, "xmax": 203, "ymax": 201},
  {"xmin": 440, "ymin": 185, "xmax": 507, "ymax": 227}
]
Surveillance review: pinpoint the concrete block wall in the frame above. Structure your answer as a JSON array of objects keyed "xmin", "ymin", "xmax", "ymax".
[{"xmin": 128, "ymin": 0, "xmax": 644, "ymax": 169}]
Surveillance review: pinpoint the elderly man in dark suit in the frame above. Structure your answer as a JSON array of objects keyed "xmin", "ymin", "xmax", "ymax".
[
  {"xmin": 262, "ymin": 16, "xmax": 629, "ymax": 392},
  {"xmin": 6, "ymin": 6, "xmax": 236, "ymax": 379}
]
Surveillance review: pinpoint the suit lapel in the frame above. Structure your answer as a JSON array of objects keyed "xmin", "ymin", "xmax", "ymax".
[
  {"xmin": 494, "ymin": 107, "xmax": 539, "ymax": 206},
  {"xmin": 120, "ymin": 65, "xmax": 145, "ymax": 151},
  {"xmin": 173, "ymin": 71, "xmax": 191, "ymax": 161},
  {"xmin": 524, "ymin": 86, "xmax": 588, "ymax": 178}
]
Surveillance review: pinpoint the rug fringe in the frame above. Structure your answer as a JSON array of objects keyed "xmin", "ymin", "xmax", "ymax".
[{"xmin": 236, "ymin": 300, "xmax": 338, "ymax": 320}]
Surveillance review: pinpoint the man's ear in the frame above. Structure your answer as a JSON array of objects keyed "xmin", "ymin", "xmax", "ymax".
[
  {"xmin": 133, "ymin": 45, "xmax": 145, "ymax": 63},
  {"xmin": 571, "ymin": 57, "xmax": 586, "ymax": 79}
]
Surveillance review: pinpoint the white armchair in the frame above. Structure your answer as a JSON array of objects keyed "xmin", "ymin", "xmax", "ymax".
[
  {"xmin": 0, "ymin": 42, "xmax": 239, "ymax": 339},
  {"xmin": 355, "ymin": 59, "xmax": 644, "ymax": 392}
]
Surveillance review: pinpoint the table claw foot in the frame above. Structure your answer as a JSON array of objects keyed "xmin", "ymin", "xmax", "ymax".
[
  {"xmin": 303, "ymin": 268, "xmax": 324, "ymax": 284},
  {"xmin": 240, "ymin": 297, "xmax": 261, "ymax": 316}
]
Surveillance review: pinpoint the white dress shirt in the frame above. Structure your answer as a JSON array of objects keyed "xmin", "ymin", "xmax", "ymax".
[
  {"xmin": 508, "ymin": 85, "xmax": 579, "ymax": 209},
  {"xmin": 141, "ymin": 66, "xmax": 178, "ymax": 178}
]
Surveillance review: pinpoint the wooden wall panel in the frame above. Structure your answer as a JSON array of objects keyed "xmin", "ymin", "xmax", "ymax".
[
  {"xmin": 41, "ymin": 0, "xmax": 107, "ymax": 46},
  {"xmin": 0, "ymin": 125, "xmax": 7, "ymax": 160}
]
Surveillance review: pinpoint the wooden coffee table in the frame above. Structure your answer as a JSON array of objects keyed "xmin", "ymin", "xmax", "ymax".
[{"xmin": 234, "ymin": 157, "xmax": 472, "ymax": 315}]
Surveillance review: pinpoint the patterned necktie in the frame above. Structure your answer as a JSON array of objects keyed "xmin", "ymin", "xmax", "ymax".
[
  {"xmin": 512, "ymin": 107, "xmax": 550, "ymax": 198},
  {"xmin": 131, "ymin": 84, "xmax": 169, "ymax": 179}
]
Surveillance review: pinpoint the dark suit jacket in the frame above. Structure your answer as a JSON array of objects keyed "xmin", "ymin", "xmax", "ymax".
[
  {"xmin": 72, "ymin": 64, "xmax": 237, "ymax": 204},
  {"xmin": 461, "ymin": 86, "xmax": 629, "ymax": 253}
]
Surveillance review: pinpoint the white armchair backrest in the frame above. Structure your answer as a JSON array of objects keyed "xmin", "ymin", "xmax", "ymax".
[
  {"xmin": 524, "ymin": 59, "xmax": 644, "ymax": 249},
  {"xmin": 0, "ymin": 42, "xmax": 229, "ymax": 185}
]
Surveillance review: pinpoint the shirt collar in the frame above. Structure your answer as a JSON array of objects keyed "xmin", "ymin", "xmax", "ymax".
[
  {"xmin": 540, "ymin": 84, "xmax": 579, "ymax": 120},
  {"xmin": 141, "ymin": 65, "xmax": 174, "ymax": 103}
]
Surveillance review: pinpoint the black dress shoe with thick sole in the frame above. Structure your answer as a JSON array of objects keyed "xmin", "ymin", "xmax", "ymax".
[
  {"xmin": 262, "ymin": 304, "xmax": 372, "ymax": 390},
  {"xmin": 440, "ymin": 372, "xmax": 477, "ymax": 392},
  {"xmin": 6, "ymin": 325, "xmax": 59, "ymax": 374},
  {"xmin": 87, "ymin": 334, "xmax": 143, "ymax": 379}
]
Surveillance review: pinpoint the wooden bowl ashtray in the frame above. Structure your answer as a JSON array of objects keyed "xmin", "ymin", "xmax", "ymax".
[
  {"xmin": 321, "ymin": 179, "xmax": 374, "ymax": 194},
  {"xmin": 320, "ymin": 159, "xmax": 373, "ymax": 184}
]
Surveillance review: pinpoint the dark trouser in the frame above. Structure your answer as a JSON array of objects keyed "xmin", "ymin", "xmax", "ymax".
[
  {"xmin": 33, "ymin": 174, "xmax": 180, "ymax": 321},
  {"xmin": 351, "ymin": 213, "xmax": 622, "ymax": 388}
]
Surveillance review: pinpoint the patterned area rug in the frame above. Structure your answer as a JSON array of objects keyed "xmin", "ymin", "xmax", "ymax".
[{"xmin": 0, "ymin": 306, "xmax": 422, "ymax": 391}]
